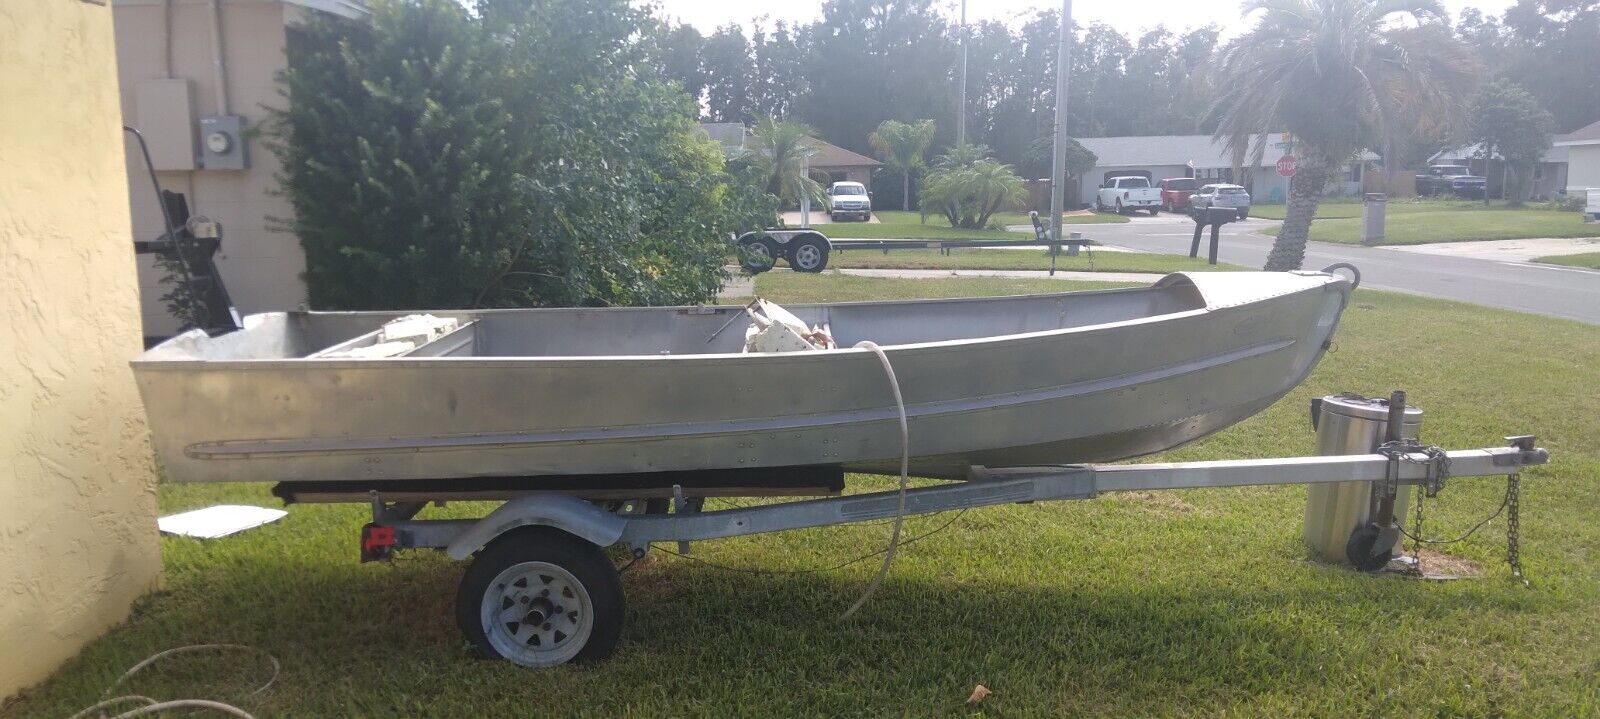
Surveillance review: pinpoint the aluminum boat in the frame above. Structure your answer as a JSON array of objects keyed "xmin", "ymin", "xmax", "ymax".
[{"xmin": 132, "ymin": 271, "xmax": 1352, "ymax": 495}]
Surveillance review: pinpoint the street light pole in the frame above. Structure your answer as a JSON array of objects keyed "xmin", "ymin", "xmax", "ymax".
[
  {"xmin": 1047, "ymin": 0, "xmax": 1072, "ymax": 243},
  {"xmin": 957, "ymin": 0, "xmax": 967, "ymax": 148}
]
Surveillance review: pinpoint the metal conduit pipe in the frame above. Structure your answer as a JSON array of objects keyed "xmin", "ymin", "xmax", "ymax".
[{"xmin": 208, "ymin": 0, "xmax": 230, "ymax": 115}]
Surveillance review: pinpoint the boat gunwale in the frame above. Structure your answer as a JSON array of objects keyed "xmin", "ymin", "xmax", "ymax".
[{"xmin": 131, "ymin": 273, "xmax": 1347, "ymax": 370}]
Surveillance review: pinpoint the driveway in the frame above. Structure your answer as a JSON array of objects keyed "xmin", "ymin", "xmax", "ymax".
[{"xmin": 1072, "ymin": 212, "xmax": 1600, "ymax": 325}]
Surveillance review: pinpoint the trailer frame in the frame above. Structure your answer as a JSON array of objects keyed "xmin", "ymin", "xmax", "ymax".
[{"xmin": 346, "ymin": 437, "xmax": 1547, "ymax": 668}]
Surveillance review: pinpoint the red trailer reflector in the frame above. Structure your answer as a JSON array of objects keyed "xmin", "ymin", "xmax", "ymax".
[{"xmin": 361, "ymin": 523, "xmax": 397, "ymax": 563}]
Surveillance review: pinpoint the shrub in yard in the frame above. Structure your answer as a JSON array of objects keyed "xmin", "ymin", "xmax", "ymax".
[
  {"xmin": 268, "ymin": 0, "xmax": 774, "ymax": 310},
  {"xmin": 919, "ymin": 146, "xmax": 1026, "ymax": 229}
]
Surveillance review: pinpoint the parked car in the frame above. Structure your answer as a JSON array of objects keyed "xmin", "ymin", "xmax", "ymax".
[
  {"xmin": 1096, "ymin": 176, "xmax": 1161, "ymax": 215},
  {"xmin": 827, "ymin": 182, "xmax": 872, "ymax": 222},
  {"xmin": 1415, "ymin": 165, "xmax": 1487, "ymax": 198},
  {"xmin": 1158, "ymin": 177, "xmax": 1201, "ymax": 211},
  {"xmin": 1190, "ymin": 183, "xmax": 1251, "ymax": 220}
]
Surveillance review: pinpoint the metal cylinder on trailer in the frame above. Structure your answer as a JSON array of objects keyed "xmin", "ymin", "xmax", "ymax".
[{"xmin": 1302, "ymin": 394, "xmax": 1421, "ymax": 564}]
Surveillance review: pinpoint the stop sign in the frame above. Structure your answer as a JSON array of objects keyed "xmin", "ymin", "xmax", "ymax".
[{"xmin": 1276, "ymin": 154, "xmax": 1298, "ymax": 178}]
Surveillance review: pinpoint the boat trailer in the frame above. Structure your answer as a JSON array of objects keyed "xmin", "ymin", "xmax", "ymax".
[
  {"xmin": 737, "ymin": 212, "xmax": 1099, "ymax": 274},
  {"xmin": 336, "ymin": 396, "xmax": 1547, "ymax": 668}
]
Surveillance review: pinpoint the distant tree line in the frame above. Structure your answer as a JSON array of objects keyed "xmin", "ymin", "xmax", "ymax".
[
  {"xmin": 654, "ymin": 0, "xmax": 1599, "ymax": 170},
  {"xmin": 653, "ymin": 0, "xmax": 1222, "ymax": 174}
]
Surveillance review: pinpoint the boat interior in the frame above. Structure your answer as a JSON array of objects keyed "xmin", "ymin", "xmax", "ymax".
[{"xmin": 141, "ymin": 276, "xmax": 1208, "ymax": 361}]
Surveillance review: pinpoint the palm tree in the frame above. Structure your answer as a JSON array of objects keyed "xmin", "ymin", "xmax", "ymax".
[
  {"xmin": 920, "ymin": 146, "xmax": 1026, "ymax": 229},
  {"xmin": 750, "ymin": 117, "xmax": 824, "ymax": 211},
  {"xmin": 930, "ymin": 142, "xmax": 989, "ymax": 171},
  {"xmin": 868, "ymin": 119, "xmax": 937, "ymax": 210},
  {"xmin": 1208, "ymin": 0, "xmax": 1475, "ymax": 270}
]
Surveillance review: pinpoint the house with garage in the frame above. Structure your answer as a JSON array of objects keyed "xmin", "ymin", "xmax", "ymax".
[
  {"xmin": 1555, "ymin": 118, "xmax": 1600, "ymax": 196},
  {"xmin": 700, "ymin": 122, "xmax": 882, "ymax": 191},
  {"xmin": 1428, "ymin": 143, "xmax": 1569, "ymax": 201},
  {"xmin": 1067, "ymin": 134, "xmax": 1372, "ymax": 209}
]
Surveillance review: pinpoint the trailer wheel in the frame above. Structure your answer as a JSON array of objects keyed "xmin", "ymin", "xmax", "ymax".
[
  {"xmin": 738, "ymin": 236, "xmax": 779, "ymax": 274},
  {"xmin": 456, "ymin": 527, "xmax": 623, "ymax": 667},
  {"xmin": 1344, "ymin": 524, "xmax": 1394, "ymax": 572},
  {"xmin": 789, "ymin": 235, "xmax": 830, "ymax": 273}
]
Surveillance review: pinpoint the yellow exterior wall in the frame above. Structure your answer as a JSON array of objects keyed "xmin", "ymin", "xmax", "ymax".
[
  {"xmin": 1565, "ymin": 144, "xmax": 1600, "ymax": 194},
  {"xmin": 0, "ymin": 0, "xmax": 162, "ymax": 700}
]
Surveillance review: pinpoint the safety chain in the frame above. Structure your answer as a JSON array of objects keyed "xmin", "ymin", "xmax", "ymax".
[
  {"xmin": 1506, "ymin": 472, "xmax": 1524, "ymax": 580},
  {"xmin": 1382, "ymin": 440, "xmax": 1528, "ymax": 581},
  {"xmin": 1379, "ymin": 440, "xmax": 1451, "ymax": 576},
  {"xmin": 1408, "ymin": 485, "xmax": 1427, "ymax": 576}
]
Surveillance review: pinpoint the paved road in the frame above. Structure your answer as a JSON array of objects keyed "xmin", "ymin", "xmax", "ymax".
[{"xmin": 1075, "ymin": 214, "xmax": 1600, "ymax": 325}]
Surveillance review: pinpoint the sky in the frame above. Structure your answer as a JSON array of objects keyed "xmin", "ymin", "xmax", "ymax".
[{"xmin": 650, "ymin": 0, "xmax": 1517, "ymax": 39}]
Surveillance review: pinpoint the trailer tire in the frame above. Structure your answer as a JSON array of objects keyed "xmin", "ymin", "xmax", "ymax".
[
  {"xmin": 738, "ymin": 236, "xmax": 780, "ymax": 274},
  {"xmin": 1344, "ymin": 524, "xmax": 1393, "ymax": 572},
  {"xmin": 788, "ymin": 235, "xmax": 830, "ymax": 273},
  {"xmin": 456, "ymin": 527, "xmax": 623, "ymax": 667}
]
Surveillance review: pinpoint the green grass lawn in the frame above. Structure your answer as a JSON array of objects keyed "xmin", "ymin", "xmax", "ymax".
[
  {"xmin": 1262, "ymin": 207, "xmax": 1598, "ymax": 245},
  {"xmin": 1247, "ymin": 198, "xmax": 1571, "ymax": 221},
  {"xmin": 828, "ymin": 247, "xmax": 1245, "ymax": 274},
  {"xmin": 1533, "ymin": 251, "xmax": 1600, "ymax": 270},
  {"xmin": 8, "ymin": 275, "xmax": 1598, "ymax": 717},
  {"xmin": 988, "ymin": 210, "xmax": 1132, "ymax": 226},
  {"xmin": 822, "ymin": 210, "xmax": 1124, "ymax": 241}
]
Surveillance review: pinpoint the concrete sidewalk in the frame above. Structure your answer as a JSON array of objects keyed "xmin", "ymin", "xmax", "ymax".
[{"xmin": 1379, "ymin": 237, "xmax": 1600, "ymax": 263}]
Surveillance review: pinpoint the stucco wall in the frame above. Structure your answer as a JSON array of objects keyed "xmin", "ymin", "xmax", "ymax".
[
  {"xmin": 115, "ymin": 0, "xmax": 305, "ymax": 338},
  {"xmin": 0, "ymin": 0, "xmax": 162, "ymax": 700},
  {"xmin": 1566, "ymin": 145, "xmax": 1600, "ymax": 193}
]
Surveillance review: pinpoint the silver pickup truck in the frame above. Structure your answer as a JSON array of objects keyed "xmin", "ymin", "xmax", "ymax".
[{"xmin": 1096, "ymin": 176, "xmax": 1162, "ymax": 215}]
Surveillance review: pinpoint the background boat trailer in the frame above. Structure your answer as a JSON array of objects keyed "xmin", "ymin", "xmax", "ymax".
[
  {"xmin": 737, "ymin": 212, "xmax": 1099, "ymax": 275},
  {"xmin": 340, "ymin": 391, "xmax": 1548, "ymax": 668}
]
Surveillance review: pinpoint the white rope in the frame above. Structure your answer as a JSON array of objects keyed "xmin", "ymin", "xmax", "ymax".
[
  {"xmin": 69, "ymin": 644, "xmax": 277, "ymax": 719},
  {"xmin": 841, "ymin": 340, "xmax": 910, "ymax": 620}
]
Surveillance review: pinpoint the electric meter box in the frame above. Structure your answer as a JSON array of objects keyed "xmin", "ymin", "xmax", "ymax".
[{"xmin": 199, "ymin": 114, "xmax": 248, "ymax": 170}]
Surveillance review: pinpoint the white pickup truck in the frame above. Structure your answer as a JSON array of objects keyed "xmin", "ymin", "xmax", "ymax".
[{"xmin": 1096, "ymin": 176, "xmax": 1162, "ymax": 215}]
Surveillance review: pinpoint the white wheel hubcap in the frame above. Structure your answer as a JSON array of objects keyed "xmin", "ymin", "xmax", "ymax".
[
  {"xmin": 482, "ymin": 561, "xmax": 594, "ymax": 666},
  {"xmin": 794, "ymin": 244, "xmax": 822, "ymax": 269}
]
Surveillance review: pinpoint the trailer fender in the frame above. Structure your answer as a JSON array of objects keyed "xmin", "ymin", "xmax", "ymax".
[{"xmin": 445, "ymin": 493, "xmax": 627, "ymax": 560}]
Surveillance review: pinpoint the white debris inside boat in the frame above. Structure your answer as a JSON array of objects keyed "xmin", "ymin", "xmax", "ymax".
[
  {"xmin": 319, "ymin": 314, "xmax": 459, "ymax": 358},
  {"xmin": 744, "ymin": 299, "xmax": 835, "ymax": 352}
]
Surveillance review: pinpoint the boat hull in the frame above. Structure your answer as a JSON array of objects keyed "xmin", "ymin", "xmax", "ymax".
[{"xmin": 133, "ymin": 272, "xmax": 1350, "ymax": 486}]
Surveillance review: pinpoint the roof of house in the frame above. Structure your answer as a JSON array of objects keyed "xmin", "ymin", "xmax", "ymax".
[
  {"xmin": 1076, "ymin": 133, "xmax": 1378, "ymax": 168},
  {"xmin": 695, "ymin": 123, "xmax": 882, "ymax": 167},
  {"xmin": 802, "ymin": 138, "xmax": 882, "ymax": 168},
  {"xmin": 1430, "ymin": 143, "xmax": 1568, "ymax": 164},
  {"xmin": 1554, "ymin": 119, "xmax": 1600, "ymax": 147},
  {"xmin": 116, "ymin": 0, "xmax": 369, "ymax": 19}
]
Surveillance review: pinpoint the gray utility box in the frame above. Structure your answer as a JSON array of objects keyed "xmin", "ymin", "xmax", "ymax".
[
  {"xmin": 199, "ymin": 114, "xmax": 249, "ymax": 170},
  {"xmin": 1303, "ymin": 394, "xmax": 1419, "ymax": 564},
  {"xmin": 1361, "ymin": 193, "xmax": 1386, "ymax": 245}
]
